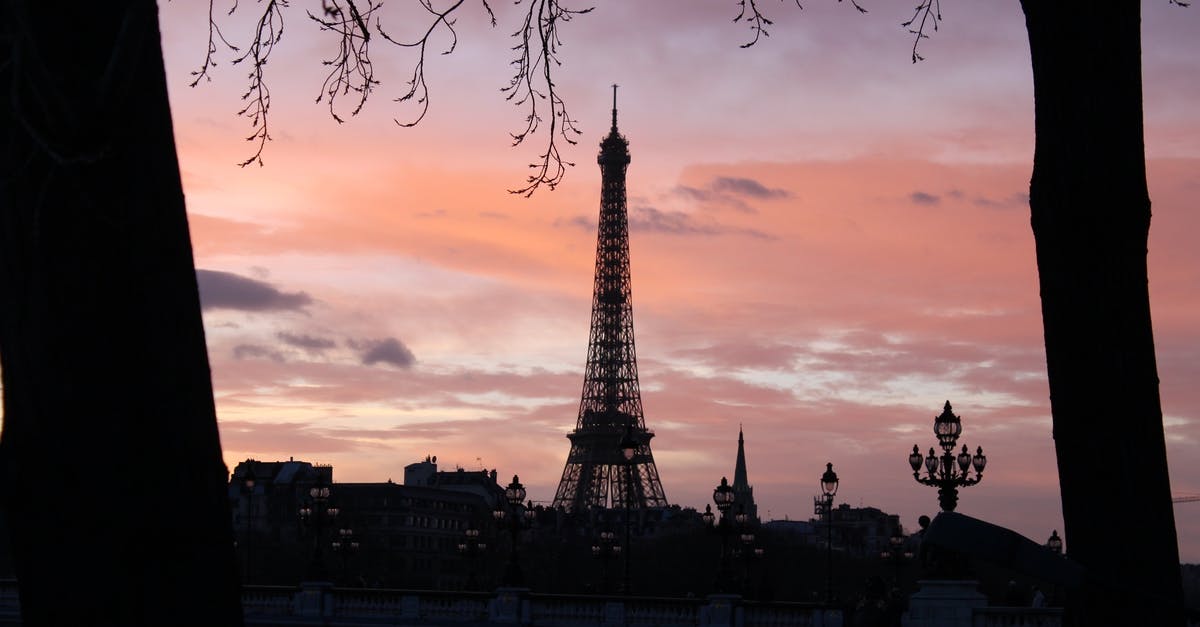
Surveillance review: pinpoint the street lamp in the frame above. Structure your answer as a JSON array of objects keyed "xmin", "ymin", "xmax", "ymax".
[
  {"xmin": 1046, "ymin": 529, "xmax": 1063, "ymax": 555},
  {"xmin": 880, "ymin": 532, "xmax": 913, "ymax": 587},
  {"xmin": 591, "ymin": 529, "xmax": 620, "ymax": 594},
  {"xmin": 820, "ymin": 462, "xmax": 839, "ymax": 604},
  {"xmin": 458, "ymin": 526, "xmax": 487, "ymax": 590},
  {"xmin": 242, "ymin": 464, "xmax": 257, "ymax": 583},
  {"xmin": 332, "ymin": 527, "xmax": 359, "ymax": 584},
  {"xmin": 298, "ymin": 478, "xmax": 338, "ymax": 581},
  {"xmin": 737, "ymin": 519, "xmax": 756, "ymax": 595},
  {"xmin": 619, "ymin": 423, "xmax": 638, "ymax": 595},
  {"xmin": 712, "ymin": 477, "xmax": 736, "ymax": 592},
  {"xmin": 908, "ymin": 401, "xmax": 987, "ymax": 512},
  {"xmin": 495, "ymin": 475, "xmax": 527, "ymax": 586}
]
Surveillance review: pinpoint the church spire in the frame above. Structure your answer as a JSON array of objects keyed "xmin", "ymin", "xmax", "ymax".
[
  {"xmin": 731, "ymin": 425, "xmax": 758, "ymax": 523},
  {"xmin": 733, "ymin": 425, "xmax": 749, "ymax": 490}
]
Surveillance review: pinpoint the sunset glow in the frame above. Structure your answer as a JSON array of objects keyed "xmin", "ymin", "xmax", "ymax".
[{"xmin": 154, "ymin": 2, "xmax": 1200, "ymax": 560}]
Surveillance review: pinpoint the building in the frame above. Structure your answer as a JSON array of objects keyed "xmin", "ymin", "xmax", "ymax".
[{"xmin": 229, "ymin": 457, "xmax": 503, "ymax": 588}]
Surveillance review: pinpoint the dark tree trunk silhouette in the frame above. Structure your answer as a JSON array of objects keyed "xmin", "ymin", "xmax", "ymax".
[
  {"xmin": 0, "ymin": 2, "xmax": 242, "ymax": 625},
  {"xmin": 1022, "ymin": 3, "xmax": 1184, "ymax": 625}
]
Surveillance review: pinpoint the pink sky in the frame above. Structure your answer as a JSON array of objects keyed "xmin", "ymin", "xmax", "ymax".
[{"xmin": 146, "ymin": 2, "xmax": 1200, "ymax": 561}]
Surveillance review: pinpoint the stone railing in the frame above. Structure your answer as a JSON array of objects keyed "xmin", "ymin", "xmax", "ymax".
[
  {"xmin": 238, "ymin": 584, "xmax": 840, "ymax": 627},
  {"xmin": 970, "ymin": 607, "xmax": 1063, "ymax": 627}
]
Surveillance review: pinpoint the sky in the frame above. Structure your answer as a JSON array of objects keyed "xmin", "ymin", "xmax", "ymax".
[{"xmin": 144, "ymin": 1, "xmax": 1200, "ymax": 561}]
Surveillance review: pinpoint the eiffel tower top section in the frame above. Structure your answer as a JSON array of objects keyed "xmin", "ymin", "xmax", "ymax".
[{"xmin": 551, "ymin": 87, "xmax": 668, "ymax": 513}]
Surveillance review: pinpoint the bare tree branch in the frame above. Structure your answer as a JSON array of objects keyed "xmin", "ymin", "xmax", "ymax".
[
  {"xmin": 190, "ymin": 0, "xmax": 242, "ymax": 88},
  {"xmin": 308, "ymin": 0, "xmax": 380, "ymax": 123},
  {"xmin": 901, "ymin": 0, "xmax": 941, "ymax": 63},
  {"xmin": 504, "ymin": 0, "xmax": 593, "ymax": 196},
  {"xmin": 733, "ymin": 0, "xmax": 864, "ymax": 49},
  {"xmin": 226, "ymin": 0, "xmax": 288, "ymax": 167}
]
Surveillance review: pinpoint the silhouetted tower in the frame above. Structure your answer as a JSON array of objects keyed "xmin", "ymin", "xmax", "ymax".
[
  {"xmin": 731, "ymin": 426, "xmax": 758, "ymax": 523},
  {"xmin": 552, "ymin": 87, "xmax": 669, "ymax": 513}
]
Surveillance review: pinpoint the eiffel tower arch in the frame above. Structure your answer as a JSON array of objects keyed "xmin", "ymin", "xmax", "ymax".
[{"xmin": 551, "ymin": 87, "xmax": 669, "ymax": 513}]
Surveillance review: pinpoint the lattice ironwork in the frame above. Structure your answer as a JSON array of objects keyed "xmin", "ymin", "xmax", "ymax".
[{"xmin": 551, "ymin": 88, "xmax": 669, "ymax": 513}]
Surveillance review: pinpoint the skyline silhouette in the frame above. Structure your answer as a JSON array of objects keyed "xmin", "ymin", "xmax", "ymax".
[{"xmin": 117, "ymin": 2, "xmax": 1200, "ymax": 564}]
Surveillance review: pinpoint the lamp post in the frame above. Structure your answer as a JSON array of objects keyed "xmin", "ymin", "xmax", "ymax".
[
  {"xmin": 908, "ymin": 401, "xmax": 987, "ymax": 512},
  {"xmin": 591, "ymin": 529, "xmax": 620, "ymax": 594},
  {"xmin": 736, "ymin": 512, "xmax": 755, "ymax": 596},
  {"xmin": 619, "ymin": 423, "xmax": 637, "ymax": 595},
  {"xmin": 820, "ymin": 462, "xmax": 839, "ymax": 604},
  {"xmin": 494, "ymin": 475, "xmax": 527, "ymax": 586},
  {"xmin": 332, "ymin": 527, "xmax": 359, "ymax": 584},
  {"xmin": 1046, "ymin": 529, "xmax": 1063, "ymax": 555},
  {"xmin": 712, "ymin": 477, "xmax": 736, "ymax": 592},
  {"xmin": 298, "ymin": 478, "xmax": 338, "ymax": 581},
  {"xmin": 458, "ymin": 527, "xmax": 487, "ymax": 590},
  {"xmin": 880, "ymin": 533, "xmax": 913, "ymax": 588},
  {"xmin": 242, "ymin": 464, "xmax": 256, "ymax": 583}
]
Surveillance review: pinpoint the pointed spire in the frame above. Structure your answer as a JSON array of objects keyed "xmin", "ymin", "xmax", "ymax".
[{"xmin": 733, "ymin": 425, "xmax": 749, "ymax": 491}]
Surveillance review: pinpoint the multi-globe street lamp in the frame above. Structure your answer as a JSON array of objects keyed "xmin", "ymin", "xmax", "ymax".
[
  {"xmin": 908, "ymin": 401, "xmax": 987, "ymax": 512},
  {"xmin": 298, "ymin": 479, "xmax": 339, "ymax": 581},
  {"xmin": 619, "ymin": 423, "xmax": 637, "ymax": 594},
  {"xmin": 493, "ymin": 475, "xmax": 528, "ymax": 586},
  {"xmin": 591, "ymin": 529, "xmax": 621, "ymax": 594},
  {"xmin": 710, "ymin": 477, "xmax": 737, "ymax": 592},
  {"xmin": 332, "ymin": 527, "xmax": 360, "ymax": 584},
  {"xmin": 880, "ymin": 532, "xmax": 913, "ymax": 587},
  {"xmin": 458, "ymin": 526, "xmax": 487, "ymax": 590},
  {"xmin": 820, "ymin": 462, "xmax": 839, "ymax": 604}
]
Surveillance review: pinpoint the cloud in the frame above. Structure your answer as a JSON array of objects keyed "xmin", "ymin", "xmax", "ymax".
[
  {"xmin": 353, "ymin": 337, "xmax": 417, "ymax": 369},
  {"xmin": 910, "ymin": 191, "xmax": 941, "ymax": 205},
  {"xmin": 711, "ymin": 177, "xmax": 790, "ymax": 199},
  {"xmin": 629, "ymin": 206, "xmax": 773, "ymax": 239},
  {"xmin": 233, "ymin": 344, "xmax": 285, "ymax": 362},
  {"xmin": 196, "ymin": 269, "xmax": 312, "ymax": 312},
  {"xmin": 277, "ymin": 332, "xmax": 337, "ymax": 353},
  {"xmin": 974, "ymin": 192, "xmax": 1030, "ymax": 210}
]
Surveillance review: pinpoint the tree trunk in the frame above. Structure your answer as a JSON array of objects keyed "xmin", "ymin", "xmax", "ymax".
[
  {"xmin": 1021, "ymin": 3, "xmax": 1183, "ymax": 625},
  {"xmin": 0, "ymin": 2, "xmax": 243, "ymax": 625}
]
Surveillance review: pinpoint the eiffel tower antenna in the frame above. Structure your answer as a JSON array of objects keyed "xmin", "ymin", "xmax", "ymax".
[{"xmin": 551, "ymin": 89, "xmax": 669, "ymax": 513}]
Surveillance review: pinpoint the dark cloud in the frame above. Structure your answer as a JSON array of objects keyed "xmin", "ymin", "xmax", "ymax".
[
  {"xmin": 711, "ymin": 177, "xmax": 790, "ymax": 199},
  {"xmin": 630, "ymin": 206, "xmax": 722, "ymax": 235},
  {"xmin": 672, "ymin": 185, "xmax": 713, "ymax": 202},
  {"xmin": 974, "ymin": 192, "xmax": 1030, "ymax": 210},
  {"xmin": 555, "ymin": 215, "xmax": 595, "ymax": 232},
  {"xmin": 233, "ymin": 344, "xmax": 285, "ymax": 362},
  {"xmin": 352, "ymin": 337, "xmax": 417, "ymax": 369},
  {"xmin": 630, "ymin": 206, "xmax": 773, "ymax": 239},
  {"xmin": 910, "ymin": 191, "xmax": 941, "ymax": 205},
  {"xmin": 277, "ymin": 332, "xmax": 337, "ymax": 353},
  {"xmin": 196, "ymin": 269, "xmax": 312, "ymax": 312}
]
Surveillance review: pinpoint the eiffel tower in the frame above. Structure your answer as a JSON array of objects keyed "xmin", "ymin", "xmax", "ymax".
[{"xmin": 551, "ymin": 87, "xmax": 669, "ymax": 513}]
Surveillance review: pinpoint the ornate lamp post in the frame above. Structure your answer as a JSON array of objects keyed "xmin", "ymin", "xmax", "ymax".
[
  {"xmin": 298, "ymin": 478, "xmax": 338, "ymax": 581},
  {"xmin": 619, "ymin": 424, "xmax": 637, "ymax": 594},
  {"xmin": 908, "ymin": 401, "xmax": 987, "ymax": 512},
  {"xmin": 880, "ymin": 532, "xmax": 913, "ymax": 587},
  {"xmin": 458, "ymin": 526, "xmax": 487, "ymax": 590},
  {"xmin": 591, "ymin": 529, "xmax": 620, "ymax": 594},
  {"xmin": 241, "ymin": 464, "xmax": 257, "ymax": 583},
  {"xmin": 736, "ymin": 512, "xmax": 755, "ymax": 595},
  {"xmin": 332, "ymin": 527, "xmax": 359, "ymax": 584},
  {"xmin": 1046, "ymin": 529, "xmax": 1063, "ymax": 555},
  {"xmin": 712, "ymin": 477, "xmax": 736, "ymax": 592},
  {"xmin": 820, "ymin": 463, "xmax": 839, "ymax": 604},
  {"xmin": 494, "ymin": 475, "xmax": 528, "ymax": 586}
]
